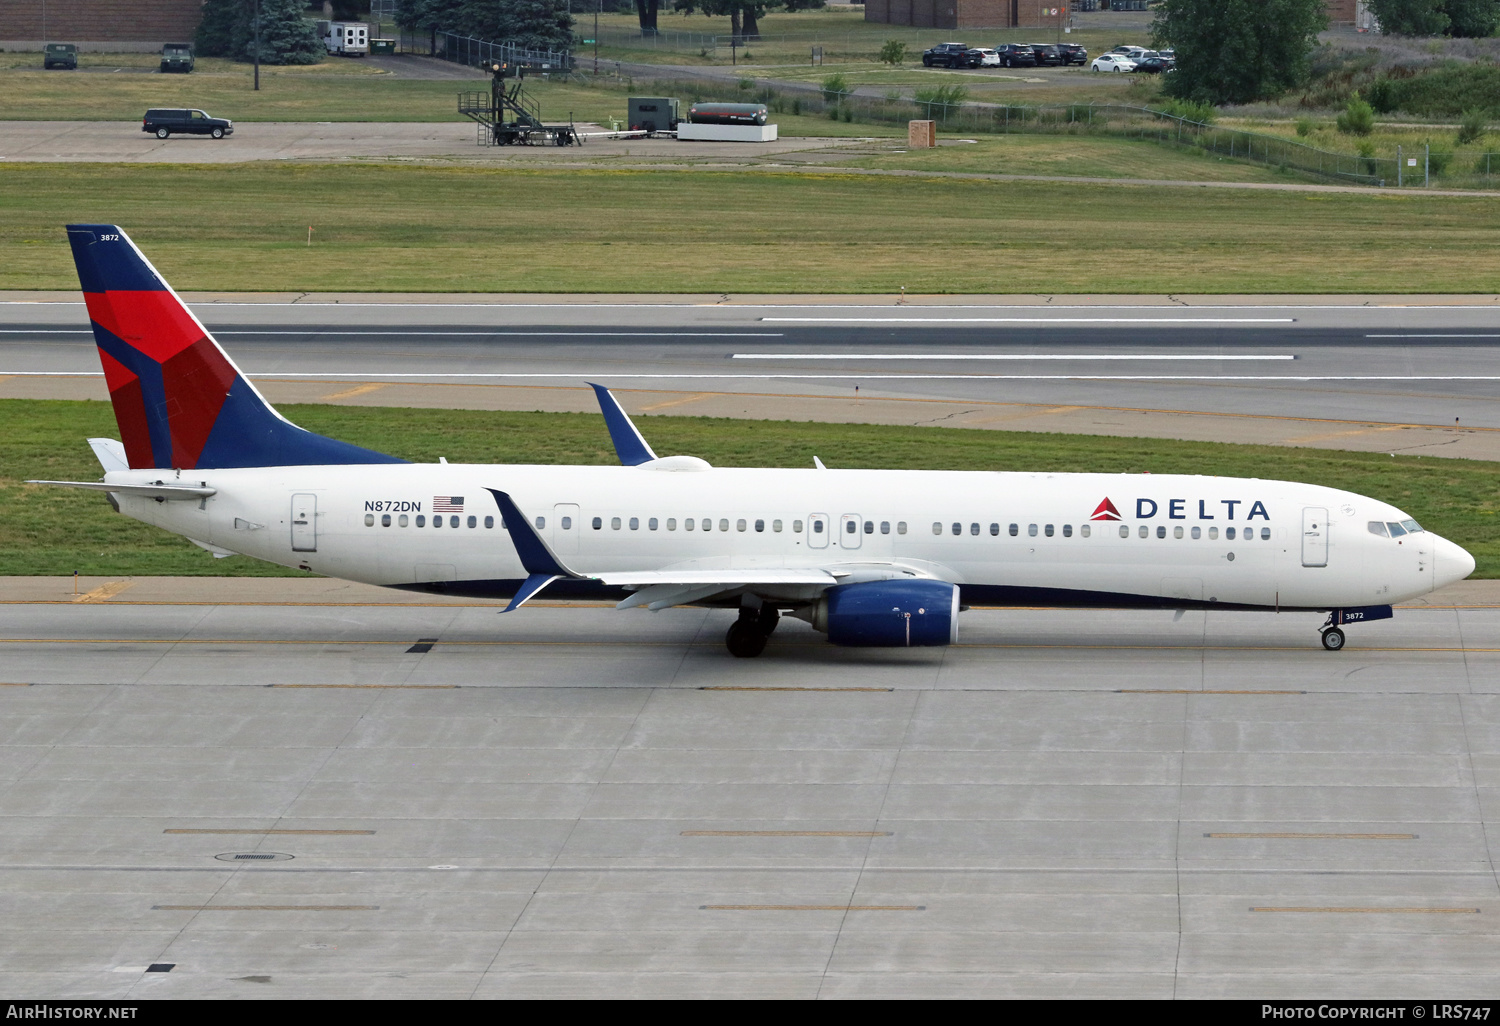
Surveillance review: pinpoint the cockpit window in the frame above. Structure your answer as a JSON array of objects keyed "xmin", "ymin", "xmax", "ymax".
[
  {"xmin": 1386, "ymin": 522, "xmax": 1407, "ymax": 537},
  {"xmin": 1401, "ymin": 519, "xmax": 1423, "ymax": 533},
  {"xmin": 1368, "ymin": 521, "xmax": 1389, "ymax": 538}
]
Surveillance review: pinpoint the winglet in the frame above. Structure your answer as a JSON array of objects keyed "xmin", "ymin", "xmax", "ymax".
[
  {"xmin": 588, "ymin": 383, "xmax": 658, "ymax": 466},
  {"xmin": 505, "ymin": 573, "xmax": 563, "ymax": 613},
  {"xmin": 492, "ymin": 489, "xmax": 585, "ymax": 585}
]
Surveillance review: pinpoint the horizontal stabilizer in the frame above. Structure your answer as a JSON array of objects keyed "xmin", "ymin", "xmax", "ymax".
[{"xmin": 27, "ymin": 479, "xmax": 216, "ymax": 500}]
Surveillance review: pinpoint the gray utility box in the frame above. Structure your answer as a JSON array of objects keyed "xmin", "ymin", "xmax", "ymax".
[{"xmin": 628, "ymin": 97, "xmax": 679, "ymax": 135}]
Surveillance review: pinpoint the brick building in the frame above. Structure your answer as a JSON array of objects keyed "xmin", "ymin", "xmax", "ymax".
[{"xmin": 1, "ymin": 0, "xmax": 206, "ymax": 49}]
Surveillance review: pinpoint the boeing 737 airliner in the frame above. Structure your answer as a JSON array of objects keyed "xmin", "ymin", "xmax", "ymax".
[{"xmin": 31, "ymin": 225, "xmax": 1476, "ymax": 657}]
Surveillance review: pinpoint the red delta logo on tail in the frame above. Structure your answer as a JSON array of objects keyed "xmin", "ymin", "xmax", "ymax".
[
  {"xmin": 1090, "ymin": 497, "xmax": 1122, "ymax": 521},
  {"xmin": 65, "ymin": 224, "xmax": 402, "ymax": 471}
]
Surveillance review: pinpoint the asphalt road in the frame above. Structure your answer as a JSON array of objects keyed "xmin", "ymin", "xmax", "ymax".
[{"xmin": 4, "ymin": 299, "xmax": 1500, "ymax": 457}]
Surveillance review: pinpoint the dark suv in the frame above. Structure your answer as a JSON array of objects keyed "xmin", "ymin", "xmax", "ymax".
[
  {"xmin": 922, "ymin": 42, "xmax": 972, "ymax": 68},
  {"xmin": 994, "ymin": 43, "xmax": 1037, "ymax": 68},
  {"xmin": 1056, "ymin": 43, "xmax": 1088, "ymax": 65},
  {"xmin": 160, "ymin": 43, "xmax": 194, "ymax": 74},
  {"xmin": 43, "ymin": 43, "xmax": 77, "ymax": 70},
  {"xmin": 142, "ymin": 108, "xmax": 234, "ymax": 139},
  {"xmin": 1030, "ymin": 44, "xmax": 1064, "ymax": 67}
]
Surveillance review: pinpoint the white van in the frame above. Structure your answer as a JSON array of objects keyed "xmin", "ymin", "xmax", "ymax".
[{"xmin": 320, "ymin": 21, "xmax": 369, "ymax": 56}]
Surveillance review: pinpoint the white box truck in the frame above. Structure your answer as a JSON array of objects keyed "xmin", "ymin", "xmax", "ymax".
[{"xmin": 319, "ymin": 21, "xmax": 369, "ymax": 56}]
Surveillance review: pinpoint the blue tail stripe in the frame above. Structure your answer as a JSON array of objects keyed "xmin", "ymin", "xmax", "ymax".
[
  {"xmin": 66, "ymin": 224, "xmax": 164, "ymax": 293},
  {"xmin": 92, "ymin": 328, "xmax": 173, "ymax": 467},
  {"xmin": 196, "ymin": 377, "xmax": 405, "ymax": 469}
]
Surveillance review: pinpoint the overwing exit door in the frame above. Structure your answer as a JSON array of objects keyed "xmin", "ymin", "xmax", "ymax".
[
  {"xmin": 553, "ymin": 503, "xmax": 580, "ymax": 557},
  {"xmin": 840, "ymin": 514, "xmax": 862, "ymax": 549},
  {"xmin": 1302, "ymin": 507, "xmax": 1328, "ymax": 567},
  {"xmin": 291, "ymin": 493, "xmax": 317, "ymax": 552},
  {"xmin": 807, "ymin": 513, "xmax": 829, "ymax": 549}
]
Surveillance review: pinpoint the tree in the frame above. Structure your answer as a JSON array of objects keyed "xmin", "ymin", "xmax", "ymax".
[
  {"xmin": 1153, "ymin": 0, "xmax": 1327, "ymax": 106},
  {"xmin": 671, "ymin": 0, "xmax": 824, "ymax": 43},
  {"xmin": 240, "ymin": 0, "xmax": 326, "ymax": 65},
  {"xmin": 398, "ymin": 0, "xmax": 572, "ymax": 48},
  {"xmin": 1366, "ymin": 0, "xmax": 1449, "ymax": 34},
  {"xmin": 1443, "ymin": 0, "xmax": 1500, "ymax": 36},
  {"xmin": 195, "ymin": 0, "xmax": 240, "ymax": 57},
  {"xmin": 194, "ymin": 0, "xmax": 324, "ymax": 64},
  {"xmin": 636, "ymin": 0, "xmax": 660, "ymax": 37}
]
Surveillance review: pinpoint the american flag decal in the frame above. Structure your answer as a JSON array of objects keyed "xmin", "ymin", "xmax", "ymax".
[{"xmin": 433, "ymin": 496, "xmax": 464, "ymax": 512}]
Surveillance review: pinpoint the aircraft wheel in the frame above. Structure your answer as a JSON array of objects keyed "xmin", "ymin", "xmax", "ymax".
[
  {"xmin": 756, "ymin": 605, "xmax": 780, "ymax": 638},
  {"xmin": 1320, "ymin": 627, "xmax": 1345, "ymax": 652},
  {"xmin": 726, "ymin": 619, "xmax": 768, "ymax": 658}
]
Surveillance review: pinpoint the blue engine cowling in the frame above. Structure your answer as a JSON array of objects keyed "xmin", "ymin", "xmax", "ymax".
[{"xmin": 811, "ymin": 579, "xmax": 960, "ymax": 647}]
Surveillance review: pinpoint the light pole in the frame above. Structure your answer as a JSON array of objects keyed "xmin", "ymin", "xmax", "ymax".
[{"xmin": 253, "ymin": 0, "xmax": 260, "ymax": 91}]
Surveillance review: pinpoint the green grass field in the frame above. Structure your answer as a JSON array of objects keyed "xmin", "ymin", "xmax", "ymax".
[
  {"xmin": 4, "ymin": 162, "xmax": 1498, "ymax": 293},
  {"xmin": 4, "ymin": 399, "xmax": 1494, "ymax": 578}
]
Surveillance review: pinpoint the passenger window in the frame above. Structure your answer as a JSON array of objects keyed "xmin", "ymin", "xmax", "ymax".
[
  {"xmin": 399, "ymin": 515, "xmax": 408, "ymax": 527},
  {"xmin": 593, "ymin": 517, "xmax": 602, "ymax": 530},
  {"xmin": 794, "ymin": 520, "xmax": 804, "ymax": 533},
  {"xmin": 484, "ymin": 516, "xmax": 494, "ymax": 529},
  {"xmin": 1080, "ymin": 524, "xmax": 1090, "ymax": 538},
  {"xmin": 1260, "ymin": 527, "xmax": 1271, "ymax": 540},
  {"xmin": 381, "ymin": 514, "xmax": 391, "ymax": 527},
  {"xmin": 531, "ymin": 516, "xmax": 542, "ymax": 530},
  {"xmin": 1028, "ymin": 524, "xmax": 1037, "ymax": 537},
  {"xmin": 667, "ymin": 518, "xmax": 677, "ymax": 531},
  {"xmin": 1173, "ymin": 526, "xmax": 1182, "ymax": 539},
  {"xmin": 881, "ymin": 522, "xmax": 891, "ymax": 535},
  {"xmin": 990, "ymin": 523, "xmax": 999, "ymax": 536},
  {"xmin": 737, "ymin": 519, "xmax": 746, "ymax": 532},
  {"xmin": 896, "ymin": 522, "xmax": 906, "ymax": 535},
  {"xmin": 1062, "ymin": 524, "xmax": 1072, "ymax": 538},
  {"xmin": 364, "ymin": 513, "xmax": 374, "ymax": 527},
  {"xmin": 1156, "ymin": 526, "xmax": 1166, "ymax": 539},
  {"xmin": 561, "ymin": 516, "xmax": 572, "ymax": 530},
  {"xmin": 685, "ymin": 518, "xmax": 695, "ymax": 531},
  {"xmin": 719, "ymin": 519, "xmax": 729, "ymax": 532},
  {"xmin": 1044, "ymin": 524, "xmax": 1054, "ymax": 537},
  {"xmin": 813, "ymin": 520, "xmax": 823, "ymax": 534},
  {"xmin": 434, "ymin": 516, "xmax": 443, "ymax": 528},
  {"xmin": 1009, "ymin": 524, "xmax": 1018, "ymax": 537},
  {"xmin": 1191, "ymin": 526, "xmax": 1200, "ymax": 539},
  {"xmin": 864, "ymin": 521, "xmax": 874, "ymax": 534},
  {"xmin": 650, "ymin": 518, "xmax": 659, "ymax": 531},
  {"xmin": 1120, "ymin": 525, "xmax": 1129, "ymax": 538},
  {"xmin": 1387, "ymin": 522, "xmax": 1407, "ymax": 537},
  {"xmin": 468, "ymin": 515, "xmax": 477, "ymax": 528},
  {"xmin": 932, "ymin": 522, "xmax": 942, "ymax": 536},
  {"xmin": 1138, "ymin": 526, "xmax": 1148, "ymax": 539},
  {"xmin": 416, "ymin": 515, "xmax": 426, "ymax": 527},
  {"xmin": 970, "ymin": 523, "xmax": 979, "ymax": 536},
  {"xmin": 1225, "ymin": 527, "xmax": 1236, "ymax": 540},
  {"xmin": 630, "ymin": 517, "xmax": 639, "ymax": 530},
  {"xmin": 755, "ymin": 519, "xmax": 764, "ymax": 532},
  {"xmin": 773, "ymin": 520, "xmax": 782, "ymax": 532},
  {"xmin": 611, "ymin": 517, "xmax": 621, "ymax": 530},
  {"xmin": 1209, "ymin": 527, "xmax": 1219, "ymax": 539},
  {"xmin": 951, "ymin": 523, "xmax": 961, "ymax": 536},
  {"xmin": 846, "ymin": 520, "xmax": 857, "ymax": 534},
  {"xmin": 705, "ymin": 519, "xmax": 714, "ymax": 532}
]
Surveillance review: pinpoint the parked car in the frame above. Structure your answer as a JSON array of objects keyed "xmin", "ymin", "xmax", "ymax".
[
  {"xmin": 1133, "ymin": 55, "xmax": 1175, "ymax": 74},
  {"xmin": 1055, "ymin": 43, "xmax": 1089, "ymax": 65},
  {"xmin": 1158, "ymin": 48, "xmax": 1176, "ymax": 61},
  {"xmin": 43, "ymin": 43, "xmax": 77, "ymax": 70},
  {"xmin": 142, "ymin": 108, "xmax": 234, "ymax": 139},
  {"xmin": 159, "ymin": 43, "xmax": 194, "ymax": 73},
  {"xmin": 968, "ymin": 47, "xmax": 1002, "ymax": 67},
  {"xmin": 994, "ymin": 43, "xmax": 1037, "ymax": 68},
  {"xmin": 922, "ymin": 42, "xmax": 972, "ymax": 68},
  {"xmin": 1090, "ymin": 54, "xmax": 1137, "ymax": 73},
  {"xmin": 1030, "ymin": 44, "xmax": 1064, "ymax": 67}
]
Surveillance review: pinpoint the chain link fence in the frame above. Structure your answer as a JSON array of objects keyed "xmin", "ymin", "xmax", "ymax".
[{"xmin": 398, "ymin": 28, "xmax": 573, "ymax": 72}]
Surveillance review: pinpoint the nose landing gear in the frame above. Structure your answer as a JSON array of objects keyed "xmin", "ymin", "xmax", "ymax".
[
  {"xmin": 1318, "ymin": 604, "xmax": 1393, "ymax": 651},
  {"xmin": 1320, "ymin": 626, "xmax": 1345, "ymax": 651}
]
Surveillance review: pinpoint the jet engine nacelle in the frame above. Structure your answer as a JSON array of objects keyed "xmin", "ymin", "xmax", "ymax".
[{"xmin": 803, "ymin": 579, "xmax": 960, "ymax": 647}]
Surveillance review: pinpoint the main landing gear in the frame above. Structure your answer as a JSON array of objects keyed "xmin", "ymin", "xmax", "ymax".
[{"xmin": 726, "ymin": 605, "xmax": 780, "ymax": 658}]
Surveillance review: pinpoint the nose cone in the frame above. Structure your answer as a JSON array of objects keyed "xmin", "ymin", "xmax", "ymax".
[{"xmin": 1432, "ymin": 534, "xmax": 1477, "ymax": 591}]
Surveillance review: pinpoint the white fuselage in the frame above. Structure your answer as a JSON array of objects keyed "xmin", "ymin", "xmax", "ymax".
[{"xmin": 105, "ymin": 463, "xmax": 1472, "ymax": 611}]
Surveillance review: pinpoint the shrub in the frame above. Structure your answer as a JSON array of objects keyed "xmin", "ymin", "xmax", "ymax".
[
  {"xmin": 879, "ymin": 40, "xmax": 907, "ymax": 65},
  {"xmin": 821, "ymin": 72, "xmax": 849, "ymax": 103},
  {"xmin": 1336, "ymin": 94, "xmax": 1375, "ymax": 135},
  {"xmin": 1367, "ymin": 77, "xmax": 1400, "ymax": 114},
  {"xmin": 791, "ymin": 97, "xmax": 802, "ymax": 116},
  {"xmin": 1458, "ymin": 107, "xmax": 1488, "ymax": 144},
  {"xmin": 842, "ymin": 105, "xmax": 854, "ymax": 123},
  {"xmin": 913, "ymin": 84, "xmax": 967, "ymax": 120},
  {"xmin": 738, "ymin": 77, "xmax": 754, "ymax": 90},
  {"xmin": 1426, "ymin": 144, "xmax": 1454, "ymax": 174},
  {"xmin": 1295, "ymin": 116, "xmax": 1315, "ymax": 137},
  {"xmin": 1393, "ymin": 61, "xmax": 1500, "ymax": 118},
  {"xmin": 1156, "ymin": 98, "xmax": 1216, "ymax": 124}
]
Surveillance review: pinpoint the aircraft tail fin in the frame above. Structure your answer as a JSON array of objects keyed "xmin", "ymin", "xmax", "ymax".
[{"xmin": 64, "ymin": 224, "xmax": 403, "ymax": 470}]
